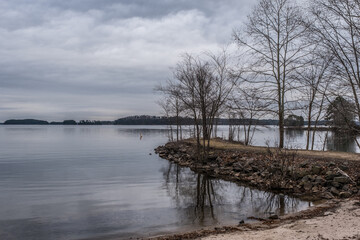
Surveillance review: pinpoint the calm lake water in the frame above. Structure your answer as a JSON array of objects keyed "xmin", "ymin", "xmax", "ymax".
[
  {"xmin": 214, "ymin": 125, "xmax": 360, "ymax": 153},
  {"xmin": 0, "ymin": 125, "xmax": 317, "ymax": 240}
]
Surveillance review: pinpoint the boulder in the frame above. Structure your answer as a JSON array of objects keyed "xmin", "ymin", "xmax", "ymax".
[
  {"xmin": 325, "ymin": 171, "xmax": 336, "ymax": 180},
  {"xmin": 311, "ymin": 165, "xmax": 322, "ymax": 175},
  {"xmin": 322, "ymin": 192, "xmax": 334, "ymax": 199},
  {"xmin": 304, "ymin": 182, "xmax": 313, "ymax": 191},
  {"xmin": 314, "ymin": 176, "xmax": 324, "ymax": 185},
  {"xmin": 339, "ymin": 164, "xmax": 349, "ymax": 171},
  {"xmin": 331, "ymin": 187, "xmax": 340, "ymax": 196},
  {"xmin": 334, "ymin": 176, "xmax": 350, "ymax": 184},
  {"xmin": 339, "ymin": 192, "xmax": 351, "ymax": 198},
  {"xmin": 328, "ymin": 162, "xmax": 336, "ymax": 167},
  {"xmin": 332, "ymin": 181, "xmax": 340, "ymax": 188},
  {"xmin": 312, "ymin": 186, "xmax": 319, "ymax": 193}
]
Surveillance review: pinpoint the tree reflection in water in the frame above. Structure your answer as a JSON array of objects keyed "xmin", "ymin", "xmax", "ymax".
[
  {"xmin": 161, "ymin": 162, "xmax": 312, "ymax": 226},
  {"xmin": 162, "ymin": 163, "xmax": 224, "ymax": 225},
  {"xmin": 327, "ymin": 131, "xmax": 357, "ymax": 153},
  {"xmin": 237, "ymin": 188, "xmax": 310, "ymax": 217}
]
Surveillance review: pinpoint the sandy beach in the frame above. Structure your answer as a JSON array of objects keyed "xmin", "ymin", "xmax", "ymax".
[{"xmin": 201, "ymin": 199, "xmax": 360, "ymax": 240}]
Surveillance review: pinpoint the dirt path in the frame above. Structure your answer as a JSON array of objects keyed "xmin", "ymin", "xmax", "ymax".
[
  {"xmin": 205, "ymin": 139, "xmax": 360, "ymax": 162},
  {"xmin": 201, "ymin": 200, "xmax": 360, "ymax": 240}
]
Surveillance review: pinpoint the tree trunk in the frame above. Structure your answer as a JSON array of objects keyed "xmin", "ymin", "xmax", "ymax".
[{"xmin": 279, "ymin": 110, "xmax": 284, "ymax": 148}]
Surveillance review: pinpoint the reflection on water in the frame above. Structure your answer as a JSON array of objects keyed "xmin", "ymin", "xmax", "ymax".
[
  {"xmin": 162, "ymin": 163, "xmax": 312, "ymax": 228},
  {"xmin": 285, "ymin": 129, "xmax": 305, "ymax": 139},
  {"xmin": 326, "ymin": 132, "xmax": 358, "ymax": 153}
]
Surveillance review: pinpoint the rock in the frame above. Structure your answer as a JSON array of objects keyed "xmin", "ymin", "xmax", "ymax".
[
  {"xmin": 239, "ymin": 220, "xmax": 245, "ymax": 225},
  {"xmin": 269, "ymin": 215, "xmax": 279, "ymax": 220},
  {"xmin": 328, "ymin": 162, "xmax": 336, "ymax": 167},
  {"xmin": 322, "ymin": 192, "xmax": 334, "ymax": 199},
  {"xmin": 304, "ymin": 182, "xmax": 313, "ymax": 191},
  {"xmin": 225, "ymin": 162, "xmax": 233, "ymax": 167},
  {"xmin": 295, "ymin": 170, "xmax": 308, "ymax": 179},
  {"xmin": 332, "ymin": 181, "xmax": 340, "ymax": 188},
  {"xmin": 300, "ymin": 162, "xmax": 308, "ymax": 168},
  {"xmin": 233, "ymin": 162, "xmax": 243, "ymax": 169},
  {"xmin": 314, "ymin": 176, "xmax": 324, "ymax": 185},
  {"xmin": 323, "ymin": 211, "xmax": 333, "ymax": 216},
  {"xmin": 302, "ymin": 176, "xmax": 310, "ymax": 182},
  {"xmin": 339, "ymin": 192, "xmax": 351, "ymax": 198},
  {"xmin": 339, "ymin": 164, "xmax": 349, "ymax": 171},
  {"xmin": 334, "ymin": 176, "xmax": 350, "ymax": 184},
  {"xmin": 312, "ymin": 186, "xmax": 319, "ymax": 193},
  {"xmin": 311, "ymin": 165, "xmax": 322, "ymax": 175},
  {"xmin": 325, "ymin": 171, "xmax": 336, "ymax": 180},
  {"xmin": 342, "ymin": 184, "xmax": 350, "ymax": 192},
  {"xmin": 207, "ymin": 155, "xmax": 217, "ymax": 161},
  {"xmin": 331, "ymin": 187, "xmax": 340, "ymax": 196},
  {"xmin": 308, "ymin": 175, "xmax": 316, "ymax": 182}
]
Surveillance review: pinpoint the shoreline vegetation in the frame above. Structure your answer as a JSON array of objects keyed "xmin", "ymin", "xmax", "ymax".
[{"xmin": 153, "ymin": 138, "xmax": 360, "ymax": 239}]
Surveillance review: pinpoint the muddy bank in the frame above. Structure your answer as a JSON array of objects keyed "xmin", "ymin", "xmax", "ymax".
[{"xmin": 155, "ymin": 141, "xmax": 360, "ymax": 201}]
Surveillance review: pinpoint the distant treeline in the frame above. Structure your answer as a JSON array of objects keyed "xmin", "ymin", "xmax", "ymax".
[
  {"xmin": 3, "ymin": 119, "xmax": 112, "ymax": 125},
  {"xmin": 2, "ymin": 115, "xmax": 328, "ymax": 126}
]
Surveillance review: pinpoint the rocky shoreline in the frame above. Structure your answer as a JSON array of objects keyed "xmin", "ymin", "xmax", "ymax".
[{"xmin": 155, "ymin": 141, "xmax": 360, "ymax": 201}]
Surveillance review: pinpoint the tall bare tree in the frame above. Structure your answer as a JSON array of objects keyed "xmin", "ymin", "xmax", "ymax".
[{"xmin": 234, "ymin": 0, "xmax": 309, "ymax": 148}]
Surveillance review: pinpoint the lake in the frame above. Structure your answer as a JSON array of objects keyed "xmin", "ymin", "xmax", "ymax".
[
  {"xmin": 0, "ymin": 125, "xmax": 319, "ymax": 239},
  {"xmin": 213, "ymin": 125, "xmax": 360, "ymax": 153}
]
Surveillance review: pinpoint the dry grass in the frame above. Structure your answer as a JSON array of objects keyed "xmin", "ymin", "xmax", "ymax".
[{"xmin": 189, "ymin": 138, "xmax": 360, "ymax": 162}]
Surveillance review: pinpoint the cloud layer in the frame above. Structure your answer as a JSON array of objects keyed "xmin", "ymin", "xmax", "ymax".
[{"xmin": 0, "ymin": 0, "xmax": 254, "ymax": 121}]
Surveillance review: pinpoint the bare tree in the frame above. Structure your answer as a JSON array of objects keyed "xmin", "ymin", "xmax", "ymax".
[
  {"xmin": 234, "ymin": 0, "xmax": 309, "ymax": 148},
  {"xmin": 156, "ymin": 86, "xmax": 185, "ymax": 142},
  {"xmin": 158, "ymin": 51, "xmax": 237, "ymax": 160},
  {"xmin": 229, "ymin": 85, "xmax": 267, "ymax": 145},
  {"xmin": 310, "ymin": 83, "xmax": 328, "ymax": 150},
  {"xmin": 294, "ymin": 50, "xmax": 332, "ymax": 150},
  {"xmin": 157, "ymin": 97, "xmax": 174, "ymax": 142},
  {"xmin": 310, "ymin": 0, "xmax": 360, "ymax": 133}
]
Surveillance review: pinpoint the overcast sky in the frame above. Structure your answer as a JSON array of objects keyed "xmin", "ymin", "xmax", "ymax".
[{"xmin": 0, "ymin": 0, "xmax": 255, "ymax": 121}]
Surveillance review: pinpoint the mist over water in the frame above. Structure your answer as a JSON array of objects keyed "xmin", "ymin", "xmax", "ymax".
[{"xmin": 0, "ymin": 125, "xmax": 319, "ymax": 239}]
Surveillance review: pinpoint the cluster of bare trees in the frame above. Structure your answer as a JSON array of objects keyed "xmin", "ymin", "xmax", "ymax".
[
  {"xmin": 157, "ymin": 51, "xmax": 238, "ymax": 160},
  {"xmin": 158, "ymin": 0, "xmax": 360, "ymax": 156}
]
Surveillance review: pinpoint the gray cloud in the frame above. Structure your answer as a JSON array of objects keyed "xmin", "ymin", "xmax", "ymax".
[{"xmin": 0, "ymin": 0, "xmax": 255, "ymax": 121}]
